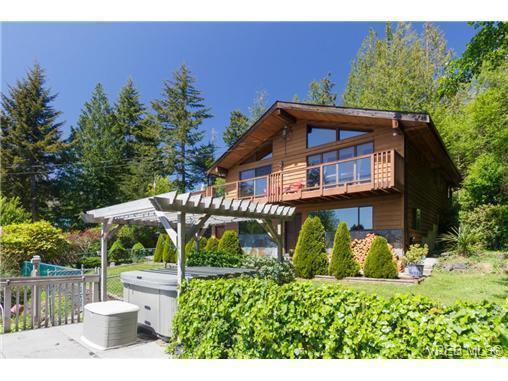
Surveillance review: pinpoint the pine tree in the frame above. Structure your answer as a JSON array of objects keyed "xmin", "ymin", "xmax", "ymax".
[
  {"xmin": 329, "ymin": 222, "xmax": 360, "ymax": 279},
  {"xmin": 306, "ymin": 73, "xmax": 337, "ymax": 105},
  {"xmin": 59, "ymin": 84, "xmax": 124, "ymax": 226},
  {"xmin": 343, "ymin": 22, "xmax": 452, "ymax": 112},
  {"xmin": 293, "ymin": 217, "xmax": 329, "ymax": 279},
  {"xmin": 0, "ymin": 64, "xmax": 65, "ymax": 220},
  {"xmin": 249, "ymin": 90, "xmax": 268, "ymax": 124},
  {"xmin": 152, "ymin": 64, "xmax": 212, "ymax": 192},
  {"xmin": 223, "ymin": 110, "xmax": 249, "ymax": 147},
  {"xmin": 114, "ymin": 78, "xmax": 163, "ymax": 199}
]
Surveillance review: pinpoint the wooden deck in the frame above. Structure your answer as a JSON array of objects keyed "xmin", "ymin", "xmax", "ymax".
[{"xmin": 205, "ymin": 149, "xmax": 404, "ymax": 205}]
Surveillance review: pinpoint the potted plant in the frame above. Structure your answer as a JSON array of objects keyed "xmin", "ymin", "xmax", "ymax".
[{"xmin": 402, "ymin": 244, "xmax": 428, "ymax": 278}]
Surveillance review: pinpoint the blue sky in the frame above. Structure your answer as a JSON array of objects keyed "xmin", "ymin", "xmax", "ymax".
[{"xmin": 1, "ymin": 22, "xmax": 474, "ymax": 155}]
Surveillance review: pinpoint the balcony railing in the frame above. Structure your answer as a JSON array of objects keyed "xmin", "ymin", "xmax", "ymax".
[{"xmin": 205, "ymin": 149, "xmax": 404, "ymax": 203}]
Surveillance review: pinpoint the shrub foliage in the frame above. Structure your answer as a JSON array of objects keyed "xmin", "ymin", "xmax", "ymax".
[
  {"xmin": 170, "ymin": 278, "xmax": 508, "ymax": 359},
  {"xmin": 242, "ymin": 256, "xmax": 296, "ymax": 285},
  {"xmin": 153, "ymin": 234, "xmax": 166, "ymax": 262},
  {"xmin": 163, "ymin": 238, "xmax": 176, "ymax": 264},
  {"xmin": 293, "ymin": 217, "xmax": 328, "ymax": 278},
  {"xmin": 204, "ymin": 236, "xmax": 220, "ymax": 251},
  {"xmin": 218, "ymin": 231, "xmax": 243, "ymax": 257},
  {"xmin": 460, "ymin": 204, "xmax": 508, "ymax": 250},
  {"xmin": 0, "ymin": 221, "xmax": 70, "ymax": 275},
  {"xmin": 329, "ymin": 222, "xmax": 360, "ymax": 279},
  {"xmin": 363, "ymin": 236, "xmax": 398, "ymax": 278},
  {"xmin": 108, "ymin": 239, "xmax": 130, "ymax": 264},
  {"xmin": 186, "ymin": 249, "xmax": 243, "ymax": 268}
]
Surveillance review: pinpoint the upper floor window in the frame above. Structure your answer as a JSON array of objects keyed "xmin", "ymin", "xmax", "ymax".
[
  {"xmin": 307, "ymin": 125, "xmax": 370, "ymax": 148},
  {"xmin": 240, "ymin": 141, "xmax": 272, "ymax": 165},
  {"xmin": 239, "ymin": 165, "xmax": 272, "ymax": 197},
  {"xmin": 307, "ymin": 142, "xmax": 373, "ymax": 166}
]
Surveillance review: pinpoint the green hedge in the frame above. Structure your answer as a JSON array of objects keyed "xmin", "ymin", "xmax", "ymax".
[
  {"xmin": 169, "ymin": 278, "xmax": 508, "ymax": 359},
  {"xmin": 329, "ymin": 222, "xmax": 360, "ymax": 279},
  {"xmin": 363, "ymin": 236, "xmax": 398, "ymax": 279},
  {"xmin": 218, "ymin": 231, "xmax": 243, "ymax": 257},
  {"xmin": 186, "ymin": 249, "xmax": 243, "ymax": 268}
]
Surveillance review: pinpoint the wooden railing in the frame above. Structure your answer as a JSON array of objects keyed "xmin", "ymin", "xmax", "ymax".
[
  {"xmin": 206, "ymin": 149, "xmax": 403, "ymax": 202},
  {"xmin": 1, "ymin": 273, "xmax": 100, "ymax": 333}
]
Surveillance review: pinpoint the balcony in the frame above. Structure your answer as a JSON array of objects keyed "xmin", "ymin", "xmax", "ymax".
[{"xmin": 205, "ymin": 149, "xmax": 404, "ymax": 204}]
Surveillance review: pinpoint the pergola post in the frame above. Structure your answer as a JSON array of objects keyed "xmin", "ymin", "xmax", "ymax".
[
  {"xmin": 100, "ymin": 220, "xmax": 111, "ymax": 301},
  {"xmin": 176, "ymin": 212, "xmax": 186, "ymax": 288}
]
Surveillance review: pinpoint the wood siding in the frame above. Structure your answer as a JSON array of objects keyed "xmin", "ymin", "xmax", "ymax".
[{"xmin": 405, "ymin": 141, "xmax": 450, "ymax": 244}]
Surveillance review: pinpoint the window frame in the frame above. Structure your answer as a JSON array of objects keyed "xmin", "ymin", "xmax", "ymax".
[{"xmin": 306, "ymin": 124, "xmax": 371, "ymax": 149}]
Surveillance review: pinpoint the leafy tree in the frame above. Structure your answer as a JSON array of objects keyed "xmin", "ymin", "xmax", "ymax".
[
  {"xmin": 218, "ymin": 231, "xmax": 243, "ymax": 257},
  {"xmin": 329, "ymin": 222, "xmax": 360, "ymax": 279},
  {"xmin": 0, "ymin": 63, "xmax": 65, "ymax": 220},
  {"xmin": 249, "ymin": 90, "xmax": 268, "ymax": 124},
  {"xmin": 293, "ymin": 216, "xmax": 329, "ymax": 278},
  {"xmin": 440, "ymin": 22, "xmax": 508, "ymax": 97},
  {"xmin": 108, "ymin": 239, "xmax": 130, "ymax": 264},
  {"xmin": 223, "ymin": 110, "xmax": 250, "ymax": 146},
  {"xmin": 363, "ymin": 236, "xmax": 398, "ymax": 279},
  {"xmin": 114, "ymin": 78, "xmax": 164, "ymax": 199},
  {"xmin": 58, "ymin": 84, "xmax": 125, "ymax": 227},
  {"xmin": 152, "ymin": 64, "xmax": 212, "ymax": 192},
  {"xmin": 0, "ymin": 196, "xmax": 30, "ymax": 226},
  {"xmin": 343, "ymin": 22, "xmax": 451, "ymax": 112},
  {"xmin": 144, "ymin": 175, "xmax": 177, "ymax": 196},
  {"xmin": 306, "ymin": 73, "xmax": 337, "ymax": 105}
]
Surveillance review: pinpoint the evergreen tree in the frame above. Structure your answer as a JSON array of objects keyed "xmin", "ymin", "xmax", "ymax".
[
  {"xmin": 59, "ymin": 84, "xmax": 124, "ymax": 226},
  {"xmin": 293, "ymin": 217, "xmax": 329, "ymax": 279},
  {"xmin": 306, "ymin": 73, "xmax": 337, "ymax": 105},
  {"xmin": 343, "ymin": 22, "xmax": 452, "ymax": 112},
  {"xmin": 329, "ymin": 222, "xmax": 360, "ymax": 279},
  {"xmin": 249, "ymin": 90, "xmax": 268, "ymax": 124},
  {"xmin": 0, "ymin": 64, "xmax": 65, "ymax": 220},
  {"xmin": 223, "ymin": 110, "xmax": 250, "ymax": 146},
  {"xmin": 152, "ymin": 65, "xmax": 212, "ymax": 192},
  {"xmin": 363, "ymin": 236, "xmax": 398, "ymax": 279},
  {"xmin": 114, "ymin": 79, "xmax": 163, "ymax": 199}
]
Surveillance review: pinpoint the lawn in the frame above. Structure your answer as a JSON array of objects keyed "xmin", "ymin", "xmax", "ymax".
[
  {"xmin": 106, "ymin": 262, "xmax": 165, "ymax": 297},
  {"xmin": 310, "ymin": 251, "xmax": 508, "ymax": 305}
]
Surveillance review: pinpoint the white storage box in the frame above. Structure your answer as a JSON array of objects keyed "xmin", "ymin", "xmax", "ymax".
[{"xmin": 81, "ymin": 301, "xmax": 140, "ymax": 350}]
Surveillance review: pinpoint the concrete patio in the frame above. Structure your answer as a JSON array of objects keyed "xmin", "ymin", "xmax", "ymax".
[{"xmin": 0, "ymin": 323, "xmax": 169, "ymax": 359}]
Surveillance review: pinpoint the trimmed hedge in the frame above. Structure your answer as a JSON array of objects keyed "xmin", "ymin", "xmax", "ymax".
[
  {"xmin": 169, "ymin": 278, "xmax": 508, "ymax": 359},
  {"xmin": 186, "ymin": 249, "xmax": 243, "ymax": 268},
  {"xmin": 293, "ymin": 216, "xmax": 328, "ymax": 278},
  {"xmin": 363, "ymin": 236, "xmax": 398, "ymax": 279},
  {"xmin": 218, "ymin": 231, "xmax": 243, "ymax": 257},
  {"xmin": 329, "ymin": 222, "xmax": 360, "ymax": 279}
]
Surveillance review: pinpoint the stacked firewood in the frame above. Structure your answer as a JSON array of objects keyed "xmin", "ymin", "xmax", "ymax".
[{"xmin": 351, "ymin": 233, "xmax": 404, "ymax": 272}]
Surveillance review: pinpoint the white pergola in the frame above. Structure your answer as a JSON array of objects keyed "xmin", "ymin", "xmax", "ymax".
[{"xmin": 82, "ymin": 191, "xmax": 295, "ymax": 301}]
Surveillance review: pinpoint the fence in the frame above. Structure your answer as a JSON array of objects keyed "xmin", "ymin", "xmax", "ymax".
[
  {"xmin": 21, "ymin": 261, "xmax": 81, "ymax": 277},
  {"xmin": 1, "ymin": 256, "xmax": 100, "ymax": 333}
]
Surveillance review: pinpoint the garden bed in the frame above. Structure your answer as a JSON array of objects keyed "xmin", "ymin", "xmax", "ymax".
[{"xmin": 313, "ymin": 274, "xmax": 425, "ymax": 284}]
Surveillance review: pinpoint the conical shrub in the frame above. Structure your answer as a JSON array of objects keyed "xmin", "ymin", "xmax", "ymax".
[
  {"xmin": 218, "ymin": 231, "xmax": 243, "ymax": 257},
  {"xmin": 163, "ymin": 237, "xmax": 176, "ymax": 264},
  {"xmin": 293, "ymin": 216, "xmax": 329, "ymax": 278},
  {"xmin": 329, "ymin": 222, "xmax": 360, "ymax": 279},
  {"xmin": 153, "ymin": 234, "xmax": 166, "ymax": 262},
  {"xmin": 205, "ymin": 236, "xmax": 219, "ymax": 251},
  {"xmin": 363, "ymin": 236, "xmax": 398, "ymax": 279},
  {"xmin": 185, "ymin": 236, "xmax": 208, "ymax": 256}
]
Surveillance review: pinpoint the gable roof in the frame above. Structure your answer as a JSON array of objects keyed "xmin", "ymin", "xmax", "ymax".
[{"xmin": 209, "ymin": 101, "xmax": 461, "ymax": 184}]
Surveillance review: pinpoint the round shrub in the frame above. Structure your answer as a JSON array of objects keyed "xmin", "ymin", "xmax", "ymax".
[
  {"xmin": 218, "ymin": 231, "xmax": 243, "ymax": 257},
  {"xmin": 153, "ymin": 234, "xmax": 166, "ymax": 262},
  {"xmin": 293, "ymin": 216, "xmax": 329, "ymax": 279},
  {"xmin": 242, "ymin": 256, "xmax": 295, "ymax": 285},
  {"xmin": 205, "ymin": 236, "xmax": 220, "ymax": 251},
  {"xmin": 78, "ymin": 256, "xmax": 101, "ymax": 268},
  {"xmin": 363, "ymin": 236, "xmax": 398, "ymax": 279},
  {"xmin": 329, "ymin": 222, "xmax": 360, "ymax": 279},
  {"xmin": 0, "ymin": 220, "xmax": 70, "ymax": 276},
  {"xmin": 131, "ymin": 242, "xmax": 145, "ymax": 263},
  {"xmin": 108, "ymin": 239, "xmax": 131, "ymax": 264}
]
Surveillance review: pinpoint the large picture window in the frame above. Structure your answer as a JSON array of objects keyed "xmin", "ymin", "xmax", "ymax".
[
  {"xmin": 239, "ymin": 165, "xmax": 272, "ymax": 197},
  {"xmin": 310, "ymin": 206, "xmax": 373, "ymax": 233},
  {"xmin": 307, "ymin": 125, "xmax": 370, "ymax": 148}
]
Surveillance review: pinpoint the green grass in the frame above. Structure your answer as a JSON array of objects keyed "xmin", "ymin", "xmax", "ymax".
[
  {"xmin": 106, "ymin": 261, "xmax": 165, "ymax": 297},
  {"xmin": 309, "ymin": 251, "xmax": 508, "ymax": 306}
]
